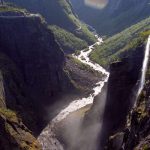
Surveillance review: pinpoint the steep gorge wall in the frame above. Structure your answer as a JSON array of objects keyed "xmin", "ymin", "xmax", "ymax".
[
  {"xmin": 0, "ymin": 11, "xmax": 74, "ymax": 135},
  {"xmin": 0, "ymin": 7, "xmax": 102, "ymax": 149},
  {"xmin": 100, "ymin": 45, "xmax": 145, "ymax": 149},
  {"xmin": 84, "ymin": 44, "xmax": 145, "ymax": 150},
  {"xmin": 105, "ymin": 44, "xmax": 150, "ymax": 150},
  {"xmin": 100, "ymin": 52, "xmax": 144, "ymax": 148}
]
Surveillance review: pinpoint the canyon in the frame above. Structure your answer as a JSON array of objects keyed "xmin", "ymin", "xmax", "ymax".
[
  {"xmin": 38, "ymin": 35, "xmax": 109, "ymax": 150},
  {"xmin": 0, "ymin": 1, "xmax": 150, "ymax": 150}
]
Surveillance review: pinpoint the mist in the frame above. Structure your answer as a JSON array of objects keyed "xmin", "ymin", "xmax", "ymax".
[{"xmin": 58, "ymin": 85, "xmax": 108, "ymax": 150}]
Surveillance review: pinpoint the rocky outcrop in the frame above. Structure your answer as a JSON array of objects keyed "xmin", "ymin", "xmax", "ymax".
[
  {"xmin": 65, "ymin": 55, "xmax": 105, "ymax": 96},
  {"xmin": 0, "ymin": 107, "xmax": 41, "ymax": 150},
  {"xmin": 106, "ymin": 65, "xmax": 150, "ymax": 150}
]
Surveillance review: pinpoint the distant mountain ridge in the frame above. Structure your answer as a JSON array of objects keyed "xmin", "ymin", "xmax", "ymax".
[
  {"xmin": 90, "ymin": 17, "xmax": 150, "ymax": 67},
  {"xmin": 70, "ymin": 0, "xmax": 150, "ymax": 35}
]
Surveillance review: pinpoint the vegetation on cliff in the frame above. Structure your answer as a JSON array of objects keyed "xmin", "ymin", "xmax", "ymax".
[
  {"xmin": 90, "ymin": 17, "xmax": 150, "ymax": 67},
  {"xmin": 0, "ymin": 108, "xmax": 41, "ymax": 150},
  {"xmin": 49, "ymin": 25, "xmax": 88, "ymax": 53}
]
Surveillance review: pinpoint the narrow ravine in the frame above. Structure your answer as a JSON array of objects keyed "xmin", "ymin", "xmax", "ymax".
[{"xmin": 38, "ymin": 36, "xmax": 109, "ymax": 150}]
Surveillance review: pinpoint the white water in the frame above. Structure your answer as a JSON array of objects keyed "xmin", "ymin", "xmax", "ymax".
[
  {"xmin": 136, "ymin": 36, "xmax": 150, "ymax": 99},
  {"xmin": 38, "ymin": 36, "xmax": 109, "ymax": 150}
]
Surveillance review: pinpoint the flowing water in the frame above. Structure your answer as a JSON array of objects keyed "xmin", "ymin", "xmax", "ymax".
[
  {"xmin": 136, "ymin": 36, "xmax": 150, "ymax": 100},
  {"xmin": 38, "ymin": 36, "xmax": 109, "ymax": 150}
]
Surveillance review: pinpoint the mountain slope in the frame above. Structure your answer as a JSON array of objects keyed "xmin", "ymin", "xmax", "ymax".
[
  {"xmin": 90, "ymin": 17, "xmax": 150, "ymax": 67},
  {"xmin": 71, "ymin": 0, "xmax": 150, "ymax": 36},
  {"xmin": 6, "ymin": 0, "xmax": 96, "ymax": 46},
  {"xmin": 49, "ymin": 25, "xmax": 88, "ymax": 54}
]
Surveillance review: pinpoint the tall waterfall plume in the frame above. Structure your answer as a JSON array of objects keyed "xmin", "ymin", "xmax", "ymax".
[{"xmin": 137, "ymin": 35, "xmax": 150, "ymax": 100}]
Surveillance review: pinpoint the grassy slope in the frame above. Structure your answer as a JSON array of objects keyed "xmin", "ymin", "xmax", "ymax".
[
  {"xmin": 52, "ymin": 0, "xmax": 97, "ymax": 44},
  {"xmin": 90, "ymin": 17, "xmax": 150, "ymax": 67},
  {"xmin": 49, "ymin": 25, "xmax": 88, "ymax": 53}
]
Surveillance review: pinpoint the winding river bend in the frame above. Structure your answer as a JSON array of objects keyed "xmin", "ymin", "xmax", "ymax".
[{"xmin": 38, "ymin": 36, "xmax": 109, "ymax": 150}]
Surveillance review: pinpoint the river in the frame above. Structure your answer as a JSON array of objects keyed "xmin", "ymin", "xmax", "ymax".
[{"xmin": 38, "ymin": 36, "xmax": 109, "ymax": 150}]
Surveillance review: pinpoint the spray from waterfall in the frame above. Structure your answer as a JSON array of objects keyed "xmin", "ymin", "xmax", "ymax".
[{"xmin": 136, "ymin": 35, "xmax": 150, "ymax": 101}]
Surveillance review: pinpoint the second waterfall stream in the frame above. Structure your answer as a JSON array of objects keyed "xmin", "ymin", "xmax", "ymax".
[
  {"xmin": 136, "ymin": 35, "xmax": 150, "ymax": 100},
  {"xmin": 38, "ymin": 36, "xmax": 109, "ymax": 150}
]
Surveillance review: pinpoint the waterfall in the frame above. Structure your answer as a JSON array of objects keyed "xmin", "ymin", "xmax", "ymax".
[{"xmin": 136, "ymin": 35, "xmax": 150, "ymax": 99}]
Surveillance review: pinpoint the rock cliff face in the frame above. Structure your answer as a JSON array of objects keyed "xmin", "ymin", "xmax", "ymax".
[
  {"xmin": 85, "ymin": 44, "xmax": 145, "ymax": 150},
  {"xmin": 0, "ymin": 13, "xmax": 73, "ymax": 123},
  {"xmin": 105, "ymin": 51, "xmax": 150, "ymax": 150},
  {"xmin": 106, "ymin": 64, "xmax": 150, "ymax": 150},
  {"xmin": 100, "ymin": 56, "xmax": 143, "ymax": 147},
  {"xmin": 0, "ymin": 107, "xmax": 41, "ymax": 150},
  {"xmin": 0, "ymin": 7, "xmax": 75, "ymax": 149},
  {"xmin": 0, "ymin": 42, "xmax": 41, "ymax": 149}
]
